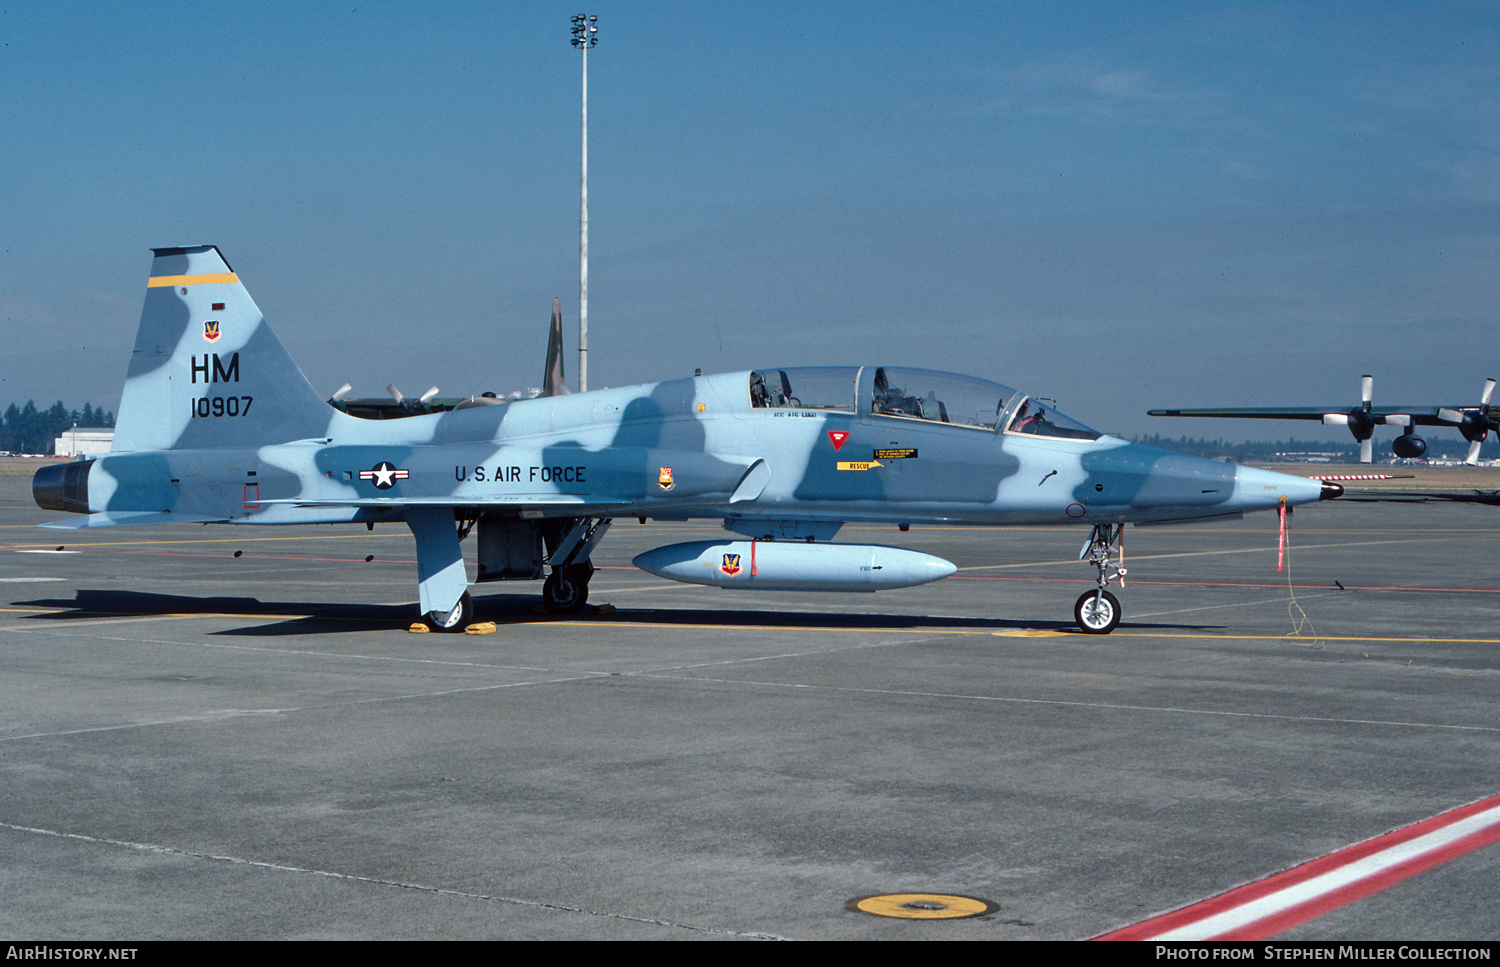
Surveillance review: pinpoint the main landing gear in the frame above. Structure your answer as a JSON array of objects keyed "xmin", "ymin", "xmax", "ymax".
[
  {"xmin": 542, "ymin": 562, "xmax": 594, "ymax": 613},
  {"xmin": 1075, "ymin": 523, "xmax": 1126, "ymax": 635},
  {"xmin": 424, "ymin": 591, "xmax": 474, "ymax": 632},
  {"xmin": 541, "ymin": 517, "xmax": 612, "ymax": 614}
]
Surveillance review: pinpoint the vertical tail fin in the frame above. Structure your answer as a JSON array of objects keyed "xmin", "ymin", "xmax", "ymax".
[
  {"xmin": 540, "ymin": 297, "xmax": 571, "ymax": 398},
  {"xmin": 112, "ymin": 246, "xmax": 333, "ymax": 452}
]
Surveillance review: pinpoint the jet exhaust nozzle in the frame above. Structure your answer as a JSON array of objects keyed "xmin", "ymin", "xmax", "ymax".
[{"xmin": 33, "ymin": 460, "xmax": 93, "ymax": 514}]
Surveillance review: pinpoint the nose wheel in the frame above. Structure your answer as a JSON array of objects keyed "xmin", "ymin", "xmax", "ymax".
[
  {"xmin": 1074, "ymin": 589, "xmax": 1121, "ymax": 635},
  {"xmin": 1076, "ymin": 524, "xmax": 1126, "ymax": 635}
]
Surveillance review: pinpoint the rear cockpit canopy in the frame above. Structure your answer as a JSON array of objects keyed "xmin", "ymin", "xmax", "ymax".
[
  {"xmin": 869, "ymin": 367, "xmax": 1016, "ymax": 430},
  {"xmin": 749, "ymin": 367, "xmax": 859, "ymax": 412},
  {"xmin": 748, "ymin": 365, "xmax": 1099, "ymax": 439}
]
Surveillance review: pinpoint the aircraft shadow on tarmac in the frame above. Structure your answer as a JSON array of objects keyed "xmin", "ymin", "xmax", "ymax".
[{"xmin": 14, "ymin": 588, "xmax": 1226, "ymax": 637}]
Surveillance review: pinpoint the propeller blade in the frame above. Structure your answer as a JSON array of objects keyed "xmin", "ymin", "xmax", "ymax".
[
  {"xmin": 1322, "ymin": 413, "xmax": 1350, "ymax": 426},
  {"xmin": 387, "ymin": 384, "xmax": 405, "ymax": 403},
  {"xmin": 1482, "ymin": 378, "xmax": 1496, "ymax": 408},
  {"xmin": 1361, "ymin": 375, "xmax": 1373, "ymax": 410},
  {"xmin": 1438, "ymin": 408, "xmax": 1465, "ymax": 424},
  {"xmin": 1360, "ymin": 437, "xmax": 1373, "ymax": 464},
  {"xmin": 1384, "ymin": 414, "xmax": 1411, "ymax": 427},
  {"xmin": 418, "ymin": 386, "xmax": 440, "ymax": 404},
  {"xmin": 1468, "ymin": 439, "xmax": 1484, "ymax": 465},
  {"xmin": 331, "ymin": 383, "xmax": 353, "ymax": 401}
]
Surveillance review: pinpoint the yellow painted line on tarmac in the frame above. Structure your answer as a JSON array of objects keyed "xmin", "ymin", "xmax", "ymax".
[
  {"xmin": 0, "ymin": 606, "xmax": 368, "ymax": 625},
  {"xmin": 6, "ymin": 613, "xmax": 213, "ymax": 628},
  {"xmin": 523, "ymin": 618, "xmax": 1030, "ymax": 638},
  {"xmin": 0, "ymin": 607, "xmax": 272, "ymax": 622}
]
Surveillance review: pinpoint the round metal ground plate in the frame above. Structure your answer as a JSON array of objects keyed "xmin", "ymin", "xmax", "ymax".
[{"xmin": 845, "ymin": 892, "xmax": 999, "ymax": 920}]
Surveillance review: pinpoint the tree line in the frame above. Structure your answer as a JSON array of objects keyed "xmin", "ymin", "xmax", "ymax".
[{"xmin": 1, "ymin": 401, "xmax": 115, "ymax": 455}]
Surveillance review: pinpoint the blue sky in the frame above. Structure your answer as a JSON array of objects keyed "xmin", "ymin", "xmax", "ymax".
[{"xmin": 3, "ymin": 1, "xmax": 1497, "ymax": 441}]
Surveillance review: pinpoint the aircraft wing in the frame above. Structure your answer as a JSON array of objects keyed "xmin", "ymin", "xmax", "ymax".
[
  {"xmin": 1150, "ymin": 376, "xmax": 1498, "ymax": 464},
  {"xmin": 1333, "ymin": 491, "xmax": 1500, "ymax": 504},
  {"xmin": 1147, "ymin": 405, "xmax": 1460, "ymax": 425}
]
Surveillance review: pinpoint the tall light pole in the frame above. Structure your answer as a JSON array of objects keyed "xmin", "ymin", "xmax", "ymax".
[{"xmin": 571, "ymin": 14, "xmax": 598, "ymax": 392}]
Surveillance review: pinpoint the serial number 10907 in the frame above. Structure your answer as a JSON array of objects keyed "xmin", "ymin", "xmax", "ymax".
[{"xmin": 191, "ymin": 396, "xmax": 254, "ymax": 418}]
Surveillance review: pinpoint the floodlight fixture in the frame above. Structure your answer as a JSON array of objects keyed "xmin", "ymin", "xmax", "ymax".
[{"xmin": 570, "ymin": 14, "xmax": 599, "ymax": 390}]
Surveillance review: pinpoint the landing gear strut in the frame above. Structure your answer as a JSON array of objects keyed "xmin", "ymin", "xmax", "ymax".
[
  {"xmin": 541, "ymin": 517, "xmax": 611, "ymax": 613},
  {"xmin": 1075, "ymin": 523, "xmax": 1126, "ymax": 635}
]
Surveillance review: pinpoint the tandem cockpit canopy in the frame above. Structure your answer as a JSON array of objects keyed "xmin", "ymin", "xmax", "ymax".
[{"xmin": 747, "ymin": 365, "xmax": 1099, "ymax": 439}]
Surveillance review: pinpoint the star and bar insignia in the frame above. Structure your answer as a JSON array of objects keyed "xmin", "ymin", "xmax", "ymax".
[{"xmin": 360, "ymin": 461, "xmax": 409, "ymax": 490}]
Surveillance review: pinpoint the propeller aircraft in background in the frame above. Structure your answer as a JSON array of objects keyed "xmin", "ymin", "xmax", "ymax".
[
  {"xmin": 33, "ymin": 246, "xmax": 1340, "ymax": 635},
  {"xmin": 1150, "ymin": 375, "xmax": 1499, "ymax": 465}
]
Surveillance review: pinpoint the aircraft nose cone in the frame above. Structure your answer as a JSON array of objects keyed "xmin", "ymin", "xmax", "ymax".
[{"xmin": 1231, "ymin": 465, "xmax": 1325, "ymax": 509}]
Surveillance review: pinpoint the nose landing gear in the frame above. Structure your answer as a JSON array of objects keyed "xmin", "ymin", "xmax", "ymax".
[{"xmin": 1075, "ymin": 523, "xmax": 1126, "ymax": 635}]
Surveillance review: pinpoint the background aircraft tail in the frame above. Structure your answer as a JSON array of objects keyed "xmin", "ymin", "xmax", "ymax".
[
  {"xmin": 112, "ymin": 246, "xmax": 334, "ymax": 452},
  {"xmin": 540, "ymin": 297, "xmax": 571, "ymax": 397}
]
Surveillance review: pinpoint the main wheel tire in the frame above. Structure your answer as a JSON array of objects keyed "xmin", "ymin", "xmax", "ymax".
[
  {"xmin": 543, "ymin": 567, "xmax": 589, "ymax": 613},
  {"xmin": 424, "ymin": 591, "xmax": 473, "ymax": 632},
  {"xmin": 1074, "ymin": 589, "xmax": 1121, "ymax": 635}
]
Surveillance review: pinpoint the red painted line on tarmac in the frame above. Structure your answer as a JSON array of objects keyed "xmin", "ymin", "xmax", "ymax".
[
  {"xmin": 106, "ymin": 549, "xmax": 416, "ymax": 565},
  {"xmin": 1095, "ymin": 792, "xmax": 1500, "ymax": 940}
]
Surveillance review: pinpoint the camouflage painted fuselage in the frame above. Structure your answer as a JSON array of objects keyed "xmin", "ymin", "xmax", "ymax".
[
  {"xmin": 44, "ymin": 367, "xmax": 1321, "ymax": 531},
  {"xmin": 35, "ymin": 246, "xmax": 1328, "ymax": 623}
]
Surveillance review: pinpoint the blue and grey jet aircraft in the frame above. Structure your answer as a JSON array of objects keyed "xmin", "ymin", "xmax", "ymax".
[{"xmin": 33, "ymin": 246, "xmax": 1341, "ymax": 634}]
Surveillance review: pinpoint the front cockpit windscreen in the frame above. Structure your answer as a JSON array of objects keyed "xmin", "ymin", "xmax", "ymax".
[
  {"xmin": 870, "ymin": 367, "xmax": 1018, "ymax": 430},
  {"xmin": 1003, "ymin": 397, "xmax": 1101, "ymax": 440},
  {"xmin": 749, "ymin": 368, "xmax": 858, "ymax": 412}
]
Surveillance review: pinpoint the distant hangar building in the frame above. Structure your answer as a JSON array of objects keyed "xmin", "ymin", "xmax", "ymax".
[{"xmin": 53, "ymin": 429, "xmax": 114, "ymax": 458}]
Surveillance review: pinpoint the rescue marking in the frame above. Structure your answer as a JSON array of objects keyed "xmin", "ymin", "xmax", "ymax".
[
  {"xmin": 847, "ymin": 892, "xmax": 998, "ymax": 920},
  {"xmin": 1096, "ymin": 792, "xmax": 1500, "ymax": 940},
  {"xmin": 837, "ymin": 461, "xmax": 882, "ymax": 471}
]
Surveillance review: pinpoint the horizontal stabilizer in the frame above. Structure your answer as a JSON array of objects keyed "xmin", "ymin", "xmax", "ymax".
[{"xmin": 40, "ymin": 511, "xmax": 232, "ymax": 529}]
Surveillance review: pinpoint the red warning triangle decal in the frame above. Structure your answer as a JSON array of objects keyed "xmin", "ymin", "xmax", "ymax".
[{"xmin": 828, "ymin": 430, "xmax": 849, "ymax": 451}]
